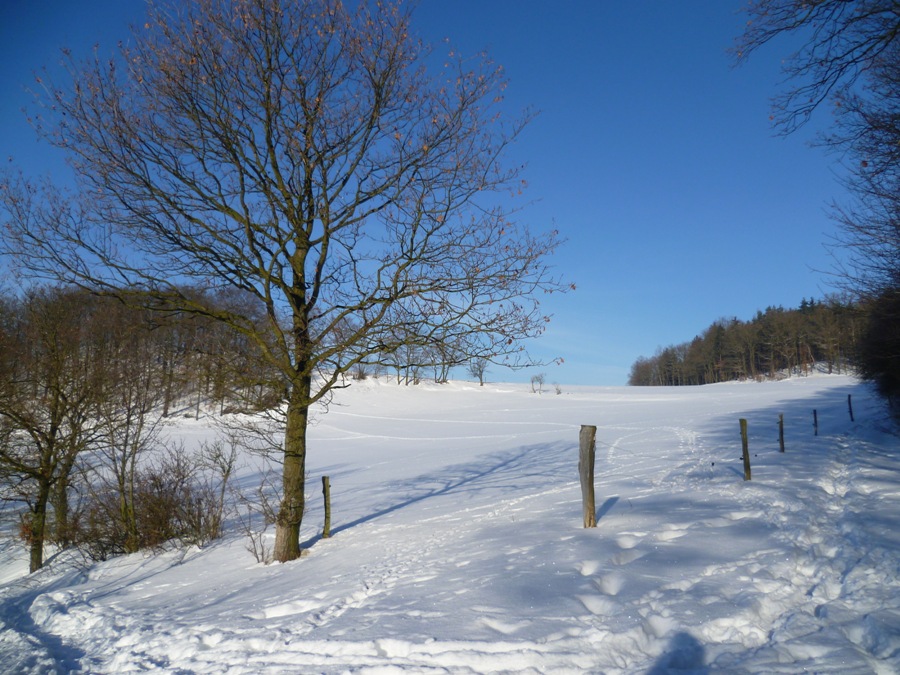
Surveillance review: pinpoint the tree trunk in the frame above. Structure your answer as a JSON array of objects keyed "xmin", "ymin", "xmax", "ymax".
[
  {"xmin": 121, "ymin": 475, "xmax": 139, "ymax": 553},
  {"xmin": 274, "ymin": 378, "xmax": 310, "ymax": 562},
  {"xmin": 162, "ymin": 353, "xmax": 173, "ymax": 417},
  {"xmin": 51, "ymin": 445, "xmax": 80, "ymax": 548},
  {"xmin": 29, "ymin": 480, "xmax": 51, "ymax": 573},
  {"xmin": 51, "ymin": 474, "xmax": 70, "ymax": 548}
]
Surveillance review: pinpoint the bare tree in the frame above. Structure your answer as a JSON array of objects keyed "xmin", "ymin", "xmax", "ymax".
[
  {"xmin": 737, "ymin": 1, "xmax": 900, "ymax": 399},
  {"xmin": 88, "ymin": 303, "xmax": 167, "ymax": 553},
  {"xmin": 828, "ymin": 42, "xmax": 900, "ymax": 297},
  {"xmin": 467, "ymin": 357, "xmax": 489, "ymax": 386},
  {"xmin": 427, "ymin": 337, "xmax": 464, "ymax": 384},
  {"xmin": 1, "ymin": 0, "xmax": 565, "ymax": 562},
  {"xmin": 736, "ymin": 0, "xmax": 900, "ymax": 133},
  {"xmin": 0, "ymin": 288, "xmax": 106, "ymax": 571}
]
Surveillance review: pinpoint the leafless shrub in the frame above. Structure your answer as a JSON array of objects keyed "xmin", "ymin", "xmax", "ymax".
[
  {"xmin": 72, "ymin": 441, "xmax": 236, "ymax": 561},
  {"xmin": 234, "ymin": 473, "xmax": 279, "ymax": 565},
  {"xmin": 237, "ymin": 503, "xmax": 273, "ymax": 565}
]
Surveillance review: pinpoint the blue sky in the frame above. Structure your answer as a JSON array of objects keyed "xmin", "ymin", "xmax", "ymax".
[{"xmin": 1, "ymin": 1, "xmax": 848, "ymax": 386}]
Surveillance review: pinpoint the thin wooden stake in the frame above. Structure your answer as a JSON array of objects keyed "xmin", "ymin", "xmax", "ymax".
[
  {"xmin": 579, "ymin": 425, "xmax": 597, "ymax": 528},
  {"xmin": 740, "ymin": 418, "xmax": 751, "ymax": 481},
  {"xmin": 322, "ymin": 475, "xmax": 331, "ymax": 539},
  {"xmin": 779, "ymin": 413, "xmax": 785, "ymax": 453}
]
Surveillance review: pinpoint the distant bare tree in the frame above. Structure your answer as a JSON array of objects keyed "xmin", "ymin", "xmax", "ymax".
[
  {"xmin": 0, "ymin": 288, "xmax": 106, "ymax": 571},
  {"xmin": 87, "ymin": 303, "xmax": 167, "ymax": 553},
  {"xmin": 1, "ymin": 0, "xmax": 566, "ymax": 562},
  {"xmin": 468, "ymin": 358, "xmax": 489, "ymax": 386}
]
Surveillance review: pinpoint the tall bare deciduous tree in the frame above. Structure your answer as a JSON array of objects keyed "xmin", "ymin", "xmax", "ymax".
[
  {"xmin": 829, "ymin": 42, "xmax": 900, "ymax": 297},
  {"xmin": 737, "ymin": 1, "xmax": 900, "ymax": 399},
  {"xmin": 1, "ymin": 0, "xmax": 565, "ymax": 562},
  {"xmin": 832, "ymin": 44, "xmax": 900, "ymax": 399},
  {"xmin": 736, "ymin": 0, "xmax": 900, "ymax": 133},
  {"xmin": 89, "ymin": 301, "xmax": 167, "ymax": 554},
  {"xmin": 0, "ymin": 288, "xmax": 107, "ymax": 572}
]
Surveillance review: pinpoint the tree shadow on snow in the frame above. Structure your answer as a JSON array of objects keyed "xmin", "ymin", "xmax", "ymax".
[
  {"xmin": 691, "ymin": 379, "xmax": 882, "ymax": 484},
  {"xmin": 315, "ymin": 440, "xmax": 573, "ymax": 544},
  {"xmin": 596, "ymin": 495, "xmax": 618, "ymax": 521}
]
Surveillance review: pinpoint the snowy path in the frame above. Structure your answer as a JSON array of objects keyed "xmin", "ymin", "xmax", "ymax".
[{"xmin": 0, "ymin": 375, "xmax": 898, "ymax": 673}]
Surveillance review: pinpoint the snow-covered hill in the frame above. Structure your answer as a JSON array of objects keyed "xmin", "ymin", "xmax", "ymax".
[{"xmin": 1, "ymin": 375, "xmax": 898, "ymax": 673}]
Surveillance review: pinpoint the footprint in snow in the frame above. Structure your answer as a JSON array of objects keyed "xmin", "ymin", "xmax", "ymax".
[
  {"xmin": 656, "ymin": 524, "xmax": 690, "ymax": 542},
  {"xmin": 254, "ymin": 599, "xmax": 323, "ymax": 620},
  {"xmin": 577, "ymin": 560, "xmax": 602, "ymax": 576},
  {"xmin": 611, "ymin": 549, "xmax": 646, "ymax": 565},
  {"xmin": 594, "ymin": 571, "xmax": 626, "ymax": 596},
  {"xmin": 576, "ymin": 594, "xmax": 619, "ymax": 616},
  {"xmin": 479, "ymin": 616, "xmax": 531, "ymax": 635},
  {"xmin": 615, "ymin": 532, "xmax": 647, "ymax": 549}
]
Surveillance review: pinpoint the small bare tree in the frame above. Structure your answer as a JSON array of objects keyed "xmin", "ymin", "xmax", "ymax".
[
  {"xmin": 467, "ymin": 357, "xmax": 489, "ymax": 387},
  {"xmin": 91, "ymin": 303, "xmax": 167, "ymax": 553},
  {"xmin": 0, "ymin": 288, "xmax": 106, "ymax": 571},
  {"xmin": 1, "ymin": 0, "xmax": 567, "ymax": 562}
]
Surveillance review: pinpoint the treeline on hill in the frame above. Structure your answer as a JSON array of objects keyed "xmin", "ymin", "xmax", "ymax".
[
  {"xmin": 0, "ymin": 285, "xmax": 468, "ymax": 573},
  {"xmin": 628, "ymin": 298, "xmax": 862, "ymax": 387},
  {"xmin": 0, "ymin": 285, "xmax": 279, "ymax": 573}
]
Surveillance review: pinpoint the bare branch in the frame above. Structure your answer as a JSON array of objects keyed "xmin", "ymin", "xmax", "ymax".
[{"xmin": 736, "ymin": 0, "xmax": 900, "ymax": 132}]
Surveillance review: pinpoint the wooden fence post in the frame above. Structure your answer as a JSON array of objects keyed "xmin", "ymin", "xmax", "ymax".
[
  {"xmin": 322, "ymin": 475, "xmax": 332, "ymax": 539},
  {"xmin": 579, "ymin": 425, "xmax": 597, "ymax": 528},
  {"xmin": 740, "ymin": 418, "xmax": 751, "ymax": 481},
  {"xmin": 779, "ymin": 413, "xmax": 785, "ymax": 453}
]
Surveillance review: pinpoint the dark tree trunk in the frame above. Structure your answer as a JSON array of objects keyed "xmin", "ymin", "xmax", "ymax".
[
  {"xmin": 273, "ymin": 376, "xmax": 311, "ymax": 562},
  {"xmin": 51, "ymin": 473, "xmax": 71, "ymax": 548},
  {"xmin": 29, "ymin": 480, "xmax": 52, "ymax": 573},
  {"xmin": 51, "ymin": 445, "xmax": 80, "ymax": 548}
]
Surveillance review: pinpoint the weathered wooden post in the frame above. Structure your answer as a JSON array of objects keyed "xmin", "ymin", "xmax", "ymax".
[
  {"xmin": 848, "ymin": 394, "xmax": 854, "ymax": 422},
  {"xmin": 322, "ymin": 476, "xmax": 332, "ymax": 539},
  {"xmin": 813, "ymin": 409, "xmax": 819, "ymax": 436},
  {"xmin": 579, "ymin": 425, "xmax": 597, "ymax": 528},
  {"xmin": 779, "ymin": 413, "xmax": 785, "ymax": 453},
  {"xmin": 740, "ymin": 418, "xmax": 751, "ymax": 481}
]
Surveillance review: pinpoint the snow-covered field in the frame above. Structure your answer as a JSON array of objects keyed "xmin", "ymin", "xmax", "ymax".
[{"xmin": 1, "ymin": 374, "xmax": 898, "ymax": 673}]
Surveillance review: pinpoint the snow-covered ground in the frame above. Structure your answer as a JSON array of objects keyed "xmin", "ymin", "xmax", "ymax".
[{"xmin": 1, "ymin": 374, "xmax": 898, "ymax": 673}]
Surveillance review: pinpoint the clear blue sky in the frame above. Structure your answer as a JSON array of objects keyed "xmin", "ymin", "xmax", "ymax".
[{"xmin": 0, "ymin": 1, "xmax": 848, "ymax": 386}]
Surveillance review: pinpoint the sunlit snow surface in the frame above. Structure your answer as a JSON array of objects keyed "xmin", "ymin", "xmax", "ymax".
[{"xmin": 1, "ymin": 374, "xmax": 899, "ymax": 673}]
